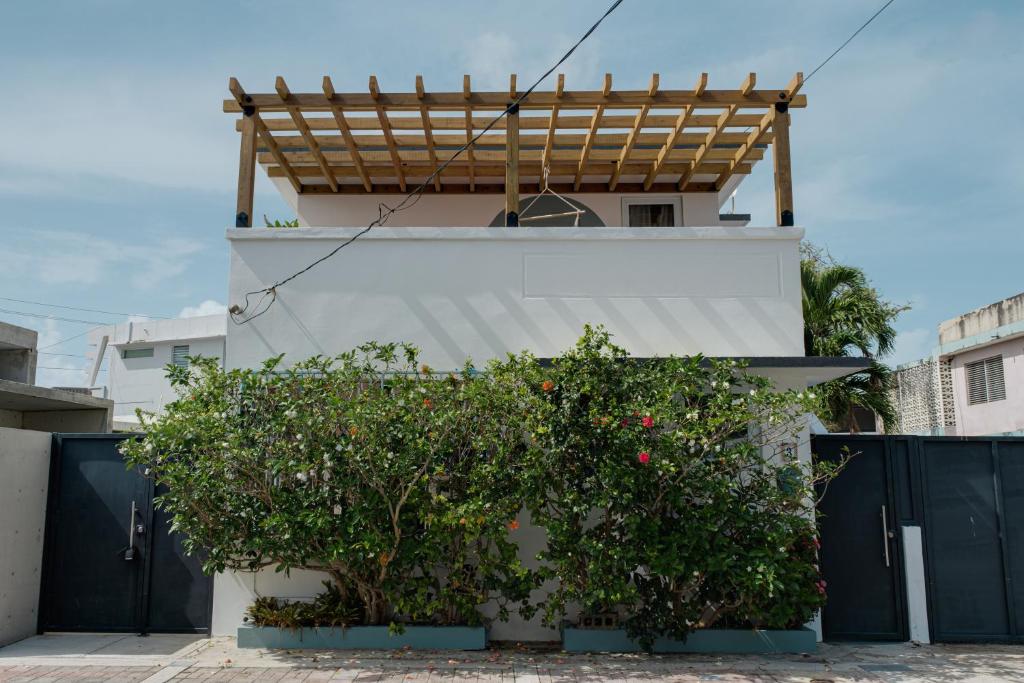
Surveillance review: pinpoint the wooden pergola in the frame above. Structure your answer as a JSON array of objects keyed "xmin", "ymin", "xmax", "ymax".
[{"xmin": 226, "ymin": 72, "xmax": 804, "ymax": 228}]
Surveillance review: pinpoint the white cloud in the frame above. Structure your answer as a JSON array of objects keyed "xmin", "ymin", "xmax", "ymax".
[
  {"xmin": 3, "ymin": 229, "xmax": 206, "ymax": 290},
  {"xmin": 179, "ymin": 299, "xmax": 227, "ymax": 318},
  {"xmin": 889, "ymin": 327, "xmax": 935, "ymax": 368}
]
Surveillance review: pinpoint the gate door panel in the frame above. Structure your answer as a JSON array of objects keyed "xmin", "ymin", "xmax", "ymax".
[
  {"xmin": 921, "ymin": 439, "xmax": 1018, "ymax": 641},
  {"xmin": 815, "ymin": 436, "xmax": 906, "ymax": 641},
  {"xmin": 40, "ymin": 434, "xmax": 211, "ymax": 634}
]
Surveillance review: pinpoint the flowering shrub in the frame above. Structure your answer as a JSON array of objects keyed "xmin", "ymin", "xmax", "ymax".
[
  {"xmin": 491, "ymin": 326, "xmax": 833, "ymax": 646},
  {"xmin": 122, "ymin": 327, "xmax": 835, "ymax": 640},
  {"xmin": 120, "ymin": 343, "xmax": 536, "ymax": 627}
]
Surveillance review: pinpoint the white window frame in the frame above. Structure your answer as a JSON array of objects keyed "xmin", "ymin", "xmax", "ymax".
[{"xmin": 620, "ymin": 196, "xmax": 683, "ymax": 227}]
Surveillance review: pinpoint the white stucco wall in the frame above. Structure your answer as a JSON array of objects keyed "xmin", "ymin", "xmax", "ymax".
[
  {"xmin": 0, "ymin": 427, "xmax": 51, "ymax": 646},
  {"xmin": 214, "ymin": 223, "xmax": 807, "ymax": 638},
  {"xmin": 226, "ymin": 226, "xmax": 804, "ymax": 371},
  {"xmin": 272, "ymin": 178, "xmax": 726, "ymax": 229},
  {"xmin": 948, "ymin": 337, "xmax": 1024, "ymax": 435}
]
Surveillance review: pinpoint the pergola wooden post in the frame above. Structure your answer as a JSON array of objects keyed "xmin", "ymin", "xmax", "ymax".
[
  {"xmin": 505, "ymin": 101, "xmax": 520, "ymax": 226},
  {"xmin": 771, "ymin": 101, "xmax": 794, "ymax": 227},
  {"xmin": 235, "ymin": 111, "xmax": 257, "ymax": 227}
]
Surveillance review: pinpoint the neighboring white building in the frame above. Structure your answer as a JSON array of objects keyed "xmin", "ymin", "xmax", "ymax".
[
  {"xmin": 209, "ymin": 73, "xmax": 866, "ymax": 640},
  {"xmin": 893, "ymin": 292, "xmax": 1024, "ymax": 436},
  {"xmin": 88, "ymin": 315, "xmax": 226, "ymax": 429}
]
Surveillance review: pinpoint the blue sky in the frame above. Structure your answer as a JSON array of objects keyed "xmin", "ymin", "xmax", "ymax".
[{"xmin": 2, "ymin": 0, "xmax": 1022, "ymax": 386}]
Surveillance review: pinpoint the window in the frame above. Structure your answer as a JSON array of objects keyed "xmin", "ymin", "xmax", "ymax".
[
  {"xmin": 966, "ymin": 355, "xmax": 1006, "ymax": 405},
  {"xmin": 622, "ymin": 197, "xmax": 681, "ymax": 227},
  {"xmin": 122, "ymin": 347, "xmax": 154, "ymax": 359},
  {"xmin": 172, "ymin": 345, "xmax": 190, "ymax": 368}
]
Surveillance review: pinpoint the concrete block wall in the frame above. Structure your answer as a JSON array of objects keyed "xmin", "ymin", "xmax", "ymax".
[{"xmin": 0, "ymin": 427, "xmax": 51, "ymax": 646}]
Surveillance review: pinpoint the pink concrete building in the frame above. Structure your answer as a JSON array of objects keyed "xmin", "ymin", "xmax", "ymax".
[{"xmin": 893, "ymin": 292, "xmax": 1024, "ymax": 436}]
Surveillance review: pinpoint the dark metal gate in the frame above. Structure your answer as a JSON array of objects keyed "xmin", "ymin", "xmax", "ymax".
[
  {"xmin": 919, "ymin": 438, "xmax": 1024, "ymax": 642},
  {"xmin": 39, "ymin": 434, "xmax": 212, "ymax": 634},
  {"xmin": 814, "ymin": 434, "xmax": 1024, "ymax": 644}
]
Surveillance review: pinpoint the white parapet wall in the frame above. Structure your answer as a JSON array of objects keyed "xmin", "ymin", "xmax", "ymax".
[
  {"xmin": 226, "ymin": 226, "xmax": 805, "ymax": 370},
  {"xmin": 214, "ymin": 225, "xmax": 807, "ymax": 639}
]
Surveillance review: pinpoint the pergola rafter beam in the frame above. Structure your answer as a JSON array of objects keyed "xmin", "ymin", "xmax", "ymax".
[
  {"xmin": 574, "ymin": 73, "xmax": 612, "ymax": 191},
  {"xmin": 609, "ymin": 73, "xmax": 658, "ymax": 191},
  {"xmin": 276, "ymin": 76, "xmax": 337, "ymax": 192},
  {"xmin": 369, "ymin": 75, "xmax": 406, "ymax": 191},
  {"xmin": 643, "ymin": 72, "xmax": 707, "ymax": 190},
  {"xmin": 678, "ymin": 73, "xmax": 755, "ymax": 191},
  {"xmin": 416, "ymin": 75, "xmax": 442, "ymax": 192},
  {"xmin": 540, "ymin": 73, "xmax": 564, "ymax": 190},
  {"xmin": 323, "ymin": 76, "xmax": 372, "ymax": 192},
  {"xmin": 463, "ymin": 74, "xmax": 475, "ymax": 192}
]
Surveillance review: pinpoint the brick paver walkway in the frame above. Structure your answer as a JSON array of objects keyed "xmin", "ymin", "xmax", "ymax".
[{"xmin": 3, "ymin": 639, "xmax": 1024, "ymax": 682}]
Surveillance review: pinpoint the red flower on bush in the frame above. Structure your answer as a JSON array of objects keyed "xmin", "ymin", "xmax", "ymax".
[
  {"xmin": 816, "ymin": 579, "xmax": 827, "ymax": 595},
  {"xmin": 541, "ymin": 380, "xmax": 555, "ymax": 393},
  {"xmin": 641, "ymin": 415, "xmax": 654, "ymax": 428},
  {"xmin": 508, "ymin": 519, "xmax": 520, "ymax": 530},
  {"xmin": 422, "ymin": 398, "xmax": 433, "ymax": 409},
  {"xmin": 620, "ymin": 418, "xmax": 630, "ymax": 428},
  {"xmin": 638, "ymin": 451, "xmax": 651, "ymax": 464}
]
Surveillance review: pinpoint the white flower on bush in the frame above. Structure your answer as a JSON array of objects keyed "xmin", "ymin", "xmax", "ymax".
[
  {"xmin": 296, "ymin": 471, "xmax": 308, "ymax": 483},
  {"xmin": 333, "ymin": 504, "xmax": 342, "ymax": 516},
  {"xmin": 285, "ymin": 409, "xmax": 297, "ymax": 419}
]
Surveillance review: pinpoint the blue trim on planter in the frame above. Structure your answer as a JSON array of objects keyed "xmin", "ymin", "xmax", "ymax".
[
  {"xmin": 561, "ymin": 626, "xmax": 817, "ymax": 654},
  {"xmin": 237, "ymin": 625, "xmax": 487, "ymax": 650}
]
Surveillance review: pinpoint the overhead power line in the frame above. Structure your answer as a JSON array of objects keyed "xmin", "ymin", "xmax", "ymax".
[
  {"xmin": 0, "ymin": 307, "xmax": 110, "ymax": 326},
  {"xmin": 0, "ymin": 295, "xmax": 170, "ymax": 320},
  {"xmin": 230, "ymin": 0, "xmax": 626, "ymax": 325},
  {"xmin": 37, "ymin": 326, "xmax": 105, "ymax": 351},
  {"xmin": 805, "ymin": 0, "xmax": 897, "ymax": 84}
]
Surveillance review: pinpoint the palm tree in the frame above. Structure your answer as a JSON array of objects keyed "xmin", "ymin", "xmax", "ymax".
[{"xmin": 801, "ymin": 256, "xmax": 905, "ymax": 432}]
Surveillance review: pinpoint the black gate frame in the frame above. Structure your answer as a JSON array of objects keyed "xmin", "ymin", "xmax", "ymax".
[
  {"xmin": 38, "ymin": 433, "xmax": 214, "ymax": 635},
  {"xmin": 814, "ymin": 434, "xmax": 911, "ymax": 642}
]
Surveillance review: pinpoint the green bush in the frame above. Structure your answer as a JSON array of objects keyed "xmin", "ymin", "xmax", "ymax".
[
  {"xmin": 122, "ymin": 327, "xmax": 833, "ymax": 641},
  {"xmin": 491, "ymin": 326, "xmax": 830, "ymax": 646},
  {"xmin": 120, "ymin": 343, "xmax": 536, "ymax": 627}
]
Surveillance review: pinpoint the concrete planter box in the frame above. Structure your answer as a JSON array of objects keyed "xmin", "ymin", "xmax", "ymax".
[
  {"xmin": 562, "ymin": 626, "xmax": 817, "ymax": 654},
  {"xmin": 237, "ymin": 624, "xmax": 487, "ymax": 650}
]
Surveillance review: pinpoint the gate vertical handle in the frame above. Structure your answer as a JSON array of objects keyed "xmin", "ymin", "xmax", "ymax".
[
  {"xmin": 881, "ymin": 504, "xmax": 891, "ymax": 568},
  {"xmin": 128, "ymin": 500, "xmax": 137, "ymax": 552}
]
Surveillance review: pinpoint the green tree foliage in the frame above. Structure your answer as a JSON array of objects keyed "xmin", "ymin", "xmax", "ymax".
[{"xmin": 801, "ymin": 247, "xmax": 906, "ymax": 432}]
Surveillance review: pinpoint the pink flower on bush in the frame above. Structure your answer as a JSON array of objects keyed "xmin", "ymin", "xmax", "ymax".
[
  {"xmin": 638, "ymin": 451, "xmax": 651, "ymax": 464},
  {"xmin": 641, "ymin": 415, "xmax": 654, "ymax": 428},
  {"xmin": 620, "ymin": 418, "xmax": 630, "ymax": 428},
  {"xmin": 816, "ymin": 579, "xmax": 827, "ymax": 595}
]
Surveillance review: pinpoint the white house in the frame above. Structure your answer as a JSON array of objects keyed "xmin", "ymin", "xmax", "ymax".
[
  {"xmin": 87, "ymin": 315, "xmax": 226, "ymax": 429},
  {"xmin": 212, "ymin": 72, "xmax": 866, "ymax": 639}
]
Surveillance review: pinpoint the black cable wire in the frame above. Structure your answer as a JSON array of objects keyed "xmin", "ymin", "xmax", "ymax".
[
  {"xmin": 0, "ymin": 296, "xmax": 170, "ymax": 320},
  {"xmin": 0, "ymin": 306, "xmax": 110, "ymax": 326},
  {"xmin": 231, "ymin": 0, "xmax": 626, "ymax": 325},
  {"xmin": 804, "ymin": 0, "xmax": 897, "ymax": 84}
]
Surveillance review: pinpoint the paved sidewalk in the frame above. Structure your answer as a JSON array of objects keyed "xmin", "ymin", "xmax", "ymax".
[{"xmin": 2, "ymin": 635, "xmax": 1024, "ymax": 682}]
